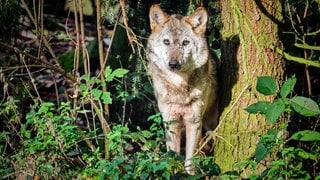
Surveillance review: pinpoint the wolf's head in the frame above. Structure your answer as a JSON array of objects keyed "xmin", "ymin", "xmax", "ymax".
[{"xmin": 147, "ymin": 4, "xmax": 209, "ymax": 73}]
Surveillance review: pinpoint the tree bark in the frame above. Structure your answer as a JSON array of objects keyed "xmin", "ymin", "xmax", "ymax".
[{"xmin": 214, "ymin": 0, "xmax": 284, "ymax": 176}]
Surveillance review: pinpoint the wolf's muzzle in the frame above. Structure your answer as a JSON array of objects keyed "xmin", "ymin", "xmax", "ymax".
[{"xmin": 168, "ymin": 60, "xmax": 181, "ymax": 70}]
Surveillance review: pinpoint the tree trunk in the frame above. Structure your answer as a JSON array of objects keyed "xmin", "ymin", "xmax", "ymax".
[{"xmin": 214, "ymin": 0, "xmax": 284, "ymax": 176}]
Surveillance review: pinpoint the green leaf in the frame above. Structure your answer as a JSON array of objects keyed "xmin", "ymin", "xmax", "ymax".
[
  {"xmin": 101, "ymin": 91, "xmax": 112, "ymax": 104},
  {"xmin": 290, "ymin": 96, "xmax": 320, "ymax": 116},
  {"xmin": 91, "ymin": 89, "xmax": 102, "ymax": 100},
  {"xmin": 245, "ymin": 101, "xmax": 271, "ymax": 114},
  {"xmin": 79, "ymin": 83, "xmax": 87, "ymax": 91},
  {"xmin": 266, "ymin": 128, "xmax": 278, "ymax": 142},
  {"xmin": 256, "ymin": 76, "xmax": 277, "ymax": 95},
  {"xmin": 104, "ymin": 66, "xmax": 113, "ymax": 82},
  {"xmin": 280, "ymin": 76, "xmax": 296, "ymax": 98},
  {"xmin": 282, "ymin": 147, "xmax": 317, "ymax": 160},
  {"xmin": 265, "ymin": 100, "xmax": 286, "ymax": 124},
  {"xmin": 255, "ymin": 129, "xmax": 278, "ymax": 162},
  {"xmin": 255, "ymin": 142, "xmax": 269, "ymax": 162},
  {"xmin": 296, "ymin": 148, "xmax": 317, "ymax": 160},
  {"xmin": 80, "ymin": 74, "xmax": 90, "ymax": 81},
  {"xmin": 291, "ymin": 130, "xmax": 320, "ymax": 141},
  {"xmin": 105, "ymin": 66, "xmax": 129, "ymax": 82},
  {"xmin": 111, "ymin": 68, "xmax": 129, "ymax": 78}
]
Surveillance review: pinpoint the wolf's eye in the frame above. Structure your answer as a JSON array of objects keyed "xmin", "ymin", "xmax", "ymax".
[
  {"xmin": 182, "ymin": 40, "xmax": 190, "ymax": 46},
  {"xmin": 163, "ymin": 39, "xmax": 170, "ymax": 45}
]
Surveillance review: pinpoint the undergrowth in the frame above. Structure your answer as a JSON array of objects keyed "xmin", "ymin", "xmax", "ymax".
[{"xmin": 1, "ymin": 73, "xmax": 319, "ymax": 179}]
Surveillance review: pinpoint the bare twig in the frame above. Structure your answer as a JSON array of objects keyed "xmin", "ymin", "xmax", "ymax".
[
  {"xmin": 0, "ymin": 42, "xmax": 76, "ymax": 82},
  {"xmin": 96, "ymin": 0, "xmax": 110, "ymax": 123},
  {"xmin": 78, "ymin": 0, "xmax": 90, "ymax": 75},
  {"xmin": 119, "ymin": 0, "xmax": 136, "ymax": 53},
  {"xmin": 96, "ymin": 0, "xmax": 110, "ymax": 160},
  {"xmin": 20, "ymin": 0, "xmax": 61, "ymax": 66}
]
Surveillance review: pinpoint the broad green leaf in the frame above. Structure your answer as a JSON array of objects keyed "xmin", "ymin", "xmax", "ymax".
[
  {"xmin": 282, "ymin": 147, "xmax": 317, "ymax": 160},
  {"xmin": 290, "ymin": 96, "xmax": 320, "ymax": 116},
  {"xmin": 79, "ymin": 83, "xmax": 87, "ymax": 91},
  {"xmin": 265, "ymin": 100, "xmax": 286, "ymax": 124},
  {"xmin": 280, "ymin": 76, "xmax": 296, "ymax": 98},
  {"xmin": 111, "ymin": 68, "xmax": 129, "ymax": 78},
  {"xmin": 266, "ymin": 128, "xmax": 278, "ymax": 141},
  {"xmin": 256, "ymin": 76, "xmax": 277, "ymax": 95},
  {"xmin": 105, "ymin": 67, "xmax": 129, "ymax": 82},
  {"xmin": 80, "ymin": 74, "xmax": 90, "ymax": 81},
  {"xmin": 101, "ymin": 91, "xmax": 112, "ymax": 104},
  {"xmin": 259, "ymin": 129, "xmax": 278, "ymax": 144},
  {"xmin": 104, "ymin": 66, "xmax": 113, "ymax": 81},
  {"xmin": 91, "ymin": 89, "xmax": 102, "ymax": 100},
  {"xmin": 296, "ymin": 148, "xmax": 317, "ymax": 160},
  {"xmin": 38, "ymin": 102, "xmax": 55, "ymax": 114},
  {"xmin": 245, "ymin": 101, "xmax": 271, "ymax": 114},
  {"xmin": 255, "ymin": 129, "xmax": 278, "ymax": 162},
  {"xmin": 291, "ymin": 130, "xmax": 320, "ymax": 141},
  {"xmin": 255, "ymin": 142, "xmax": 269, "ymax": 162}
]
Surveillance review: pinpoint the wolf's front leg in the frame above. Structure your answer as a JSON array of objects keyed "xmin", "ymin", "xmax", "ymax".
[
  {"xmin": 158, "ymin": 103, "xmax": 183, "ymax": 154},
  {"xmin": 164, "ymin": 119, "xmax": 182, "ymax": 154},
  {"xmin": 184, "ymin": 118, "xmax": 202, "ymax": 174}
]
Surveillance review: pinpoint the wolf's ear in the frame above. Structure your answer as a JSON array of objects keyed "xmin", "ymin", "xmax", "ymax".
[
  {"xmin": 186, "ymin": 7, "xmax": 208, "ymax": 34},
  {"xmin": 149, "ymin": 4, "xmax": 169, "ymax": 31}
]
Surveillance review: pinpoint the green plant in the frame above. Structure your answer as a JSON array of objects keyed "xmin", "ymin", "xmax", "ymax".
[
  {"xmin": 81, "ymin": 112, "xmax": 224, "ymax": 179},
  {"xmin": 80, "ymin": 113, "xmax": 184, "ymax": 179},
  {"xmin": 79, "ymin": 66, "xmax": 129, "ymax": 104},
  {"xmin": 239, "ymin": 76, "xmax": 320, "ymax": 179},
  {"xmin": 0, "ymin": 101, "xmax": 82, "ymax": 179}
]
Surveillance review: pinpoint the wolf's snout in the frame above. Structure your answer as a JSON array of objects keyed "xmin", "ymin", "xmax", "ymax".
[{"xmin": 168, "ymin": 60, "xmax": 181, "ymax": 70}]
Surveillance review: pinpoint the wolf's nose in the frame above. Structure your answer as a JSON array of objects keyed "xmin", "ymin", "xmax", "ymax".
[{"xmin": 168, "ymin": 60, "xmax": 180, "ymax": 70}]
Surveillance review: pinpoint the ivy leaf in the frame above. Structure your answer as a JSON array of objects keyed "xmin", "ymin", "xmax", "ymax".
[
  {"xmin": 265, "ymin": 100, "xmax": 286, "ymax": 124},
  {"xmin": 245, "ymin": 101, "xmax": 271, "ymax": 114},
  {"xmin": 290, "ymin": 96, "xmax": 320, "ymax": 116},
  {"xmin": 280, "ymin": 76, "xmax": 296, "ymax": 98},
  {"xmin": 256, "ymin": 76, "xmax": 277, "ymax": 95},
  {"xmin": 290, "ymin": 130, "xmax": 320, "ymax": 141}
]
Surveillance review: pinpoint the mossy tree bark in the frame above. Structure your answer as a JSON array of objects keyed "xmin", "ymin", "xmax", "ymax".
[{"xmin": 213, "ymin": 0, "xmax": 284, "ymax": 176}]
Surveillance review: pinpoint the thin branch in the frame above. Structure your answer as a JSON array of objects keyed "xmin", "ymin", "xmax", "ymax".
[
  {"xmin": 274, "ymin": 46, "xmax": 320, "ymax": 68},
  {"xmin": 304, "ymin": 28, "xmax": 320, "ymax": 36},
  {"xmin": 0, "ymin": 42, "xmax": 76, "ymax": 82},
  {"xmin": 20, "ymin": 0, "xmax": 61, "ymax": 66},
  {"xmin": 294, "ymin": 43, "xmax": 320, "ymax": 51},
  {"xmin": 96, "ymin": 0, "xmax": 110, "ymax": 122},
  {"xmin": 96, "ymin": 0, "xmax": 110, "ymax": 160},
  {"xmin": 119, "ymin": 0, "xmax": 135, "ymax": 53}
]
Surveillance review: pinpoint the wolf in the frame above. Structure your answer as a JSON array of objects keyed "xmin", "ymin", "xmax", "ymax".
[{"xmin": 146, "ymin": 4, "xmax": 218, "ymax": 174}]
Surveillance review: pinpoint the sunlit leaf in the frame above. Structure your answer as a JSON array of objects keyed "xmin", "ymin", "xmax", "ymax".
[
  {"xmin": 101, "ymin": 91, "xmax": 112, "ymax": 104},
  {"xmin": 111, "ymin": 68, "xmax": 129, "ymax": 78},
  {"xmin": 91, "ymin": 89, "xmax": 102, "ymax": 100}
]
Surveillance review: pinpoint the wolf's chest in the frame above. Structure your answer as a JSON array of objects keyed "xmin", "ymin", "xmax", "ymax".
[{"xmin": 156, "ymin": 77, "xmax": 203, "ymax": 105}]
